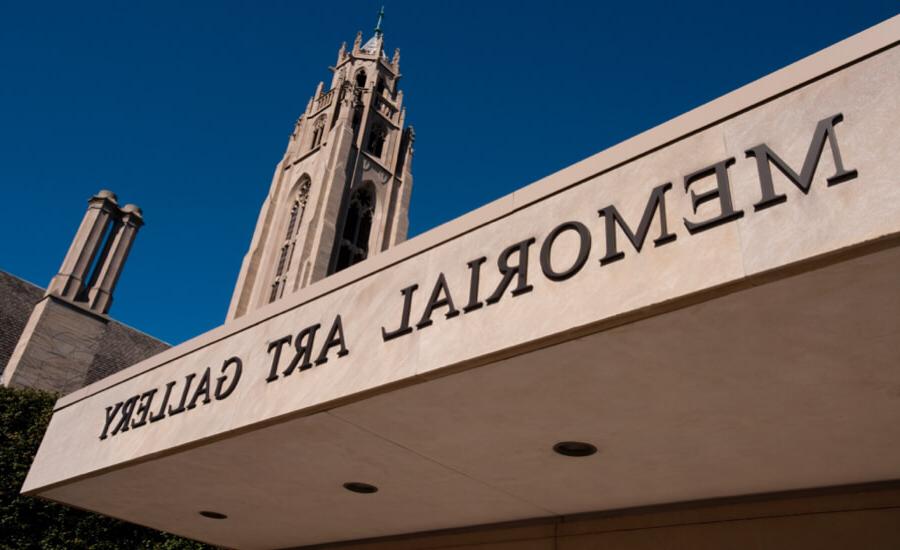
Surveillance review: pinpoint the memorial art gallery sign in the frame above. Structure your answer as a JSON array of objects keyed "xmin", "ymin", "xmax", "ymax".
[
  {"xmin": 21, "ymin": 16, "xmax": 900, "ymax": 549},
  {"xmin": 98, "ymin": 113, "xmax": 860, "ymax": 441}
]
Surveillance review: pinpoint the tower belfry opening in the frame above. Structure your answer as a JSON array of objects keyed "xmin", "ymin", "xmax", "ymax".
[{"xmin": 228, "ymin": 9, "xmax": 415, "ymax": 321}]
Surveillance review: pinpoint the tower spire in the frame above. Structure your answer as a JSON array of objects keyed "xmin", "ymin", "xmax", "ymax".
[
  {"xmin": 374, "ymin": 6, "xmax": 384, "ymax": 36},
  {"xmin": 227, "ymin": 17, "xmax": 415, "ymax": 320}
]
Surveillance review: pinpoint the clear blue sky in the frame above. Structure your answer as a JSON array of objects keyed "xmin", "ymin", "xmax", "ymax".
[{"xmin": 1, "ymin": 1, "xmax": 895, "ymax": 344}]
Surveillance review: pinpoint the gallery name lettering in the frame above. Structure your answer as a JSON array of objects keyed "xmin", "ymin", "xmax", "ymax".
[
  {"xmin": 99, "ymin": 315, "xmax": 350, "ymax": 440},
  {"xmin": 380, "ymin": 113, "xmax": 858, "ymax": 339},
  {"xmin": 100, "ymin": 113, "xmax": 857, "ymax": 440},
  {"xmin": 100, "ymin": 356, "xmax": 243, "ymax": 440}
]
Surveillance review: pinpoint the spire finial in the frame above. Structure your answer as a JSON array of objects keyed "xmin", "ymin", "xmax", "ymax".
[{"xmin": 374, "ymin": 6, "xmax": 385, "ymax": 36}]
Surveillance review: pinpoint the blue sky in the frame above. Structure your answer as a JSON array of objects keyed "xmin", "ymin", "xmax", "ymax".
[{"xmin": 0, "ymin": 1, "xmax": 895, "ymax": 344}]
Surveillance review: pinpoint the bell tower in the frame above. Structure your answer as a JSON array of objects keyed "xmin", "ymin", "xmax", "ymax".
[{"xmin": 227, "ymin": 9, "xmax": 415, "ymax": 321}]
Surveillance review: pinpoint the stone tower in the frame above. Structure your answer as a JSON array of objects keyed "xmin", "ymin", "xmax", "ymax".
[{"xmin": 227, "ymin": 11, "xmax": 415, "ymax": 321}]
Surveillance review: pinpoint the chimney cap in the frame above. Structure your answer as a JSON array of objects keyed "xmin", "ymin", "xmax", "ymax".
[
  {"xmin": 121, "ymin": 204, "xmax": 143, "ymax": 218},
  {"xmin": 93, "ymin": 189, "xmax": 118, "ymax": 202}
]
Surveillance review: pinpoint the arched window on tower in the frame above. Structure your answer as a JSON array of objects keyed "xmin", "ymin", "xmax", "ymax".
[
  {"xmin": 366, "ymin": 124, "xmax": 387, "ymax": 158},
  {"xmin": 310, "ymin": 116, "xmax": 326, "ymax": 150},
  {"xmin": 355, "ymin": 69, "xmax": 367, "ymax": 88},
  {"xmin": 285, "ymin": 199, "xmax": 302, "ymax": 239},
  {"xmin": 335, "ymin": 186, "xmax": 375, "ymax": 272},
  {"xmin": 269, "ymin": 178, "xmax": 311, "ymax": 303}
]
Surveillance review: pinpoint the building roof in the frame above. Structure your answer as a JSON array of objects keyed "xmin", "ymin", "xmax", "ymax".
[
  {"xmin": 0, "ymin": 270, "xmax": 169, "ymax": 388},
  {"xmin": 360, "ymin": 34, "xmax": 386, "ymax": 57},
  {"xmin": 0, "ymin": 271, "xmax": 44, "ymax": 378},
  {"xmin": 83, "ymin": 315, "xmax": 169, "ymax": 386},
  {"xmin": 360, "ymin": 7, "xmax": 387, "ymax": 57}
]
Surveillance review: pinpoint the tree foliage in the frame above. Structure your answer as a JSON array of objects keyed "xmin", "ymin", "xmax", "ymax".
[{"xmin": 0, "ymin": 386, "xmax": 213, "ymax": 549}]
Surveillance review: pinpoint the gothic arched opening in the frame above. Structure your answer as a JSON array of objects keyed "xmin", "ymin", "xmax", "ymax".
[
  {"xmin": 310, "ymin": 117, "xmax": 326, "ymax": 150},
  {"xmin": 335, "ymin": 185, "xmax": 375, "ymax": 272},
  {"xmin": 355, "ymin": 70, "xmax": 367, "ymax": 88},
  {"xmin": 269, "ymin": 177, "xmax": 311, "ymax": 303},
  {"xmin": 366, "ymin": 124, "xmax": 387, "ymax": 158}
]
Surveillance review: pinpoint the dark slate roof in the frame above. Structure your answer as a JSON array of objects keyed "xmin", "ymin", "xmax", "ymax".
[
  {"xmin": 0, "ymin": 271, "xmax": 45, "ymax": 378},
  {"xmin": 85, "ymin": 318, "xmax": 169, "ymax": 386},
  {"xmin": 0, "ymin": 270, "xmax": 169, "ymax": 386}
]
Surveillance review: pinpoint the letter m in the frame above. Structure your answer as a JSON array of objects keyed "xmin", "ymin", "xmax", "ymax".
[
  {"xmin": 745, "ymin": 113, "xmax": 858, "ymax": 211},
  {"xmin": 598, "ymin": 182, "xmax": 676, "ymax": 265}
]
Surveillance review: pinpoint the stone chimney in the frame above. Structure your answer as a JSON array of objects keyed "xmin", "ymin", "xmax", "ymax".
[
  {"xmin": 46, "ymin": 190, "xmax": 144, "ymax": 315},
  {"xmin": 1, "ymin": 190, "xmax": 146, "ymax": 394}
]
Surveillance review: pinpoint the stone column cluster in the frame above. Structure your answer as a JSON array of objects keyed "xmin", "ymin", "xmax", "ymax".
[{"xmin": 46, "ymin": 190, "xmax": 144, "ymax": 315}]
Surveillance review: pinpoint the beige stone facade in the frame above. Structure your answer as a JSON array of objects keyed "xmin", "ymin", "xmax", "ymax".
[
  {"xmin": 22, "ymin": 15, "xmax": 900, "ymax": 550},
  {"xmin": 296, "ymin": 484, "xmax": 900, "ymax": 550},
  {"xmin": 227, "ymin": 27, "xmax": 414, "ymax": 321}
]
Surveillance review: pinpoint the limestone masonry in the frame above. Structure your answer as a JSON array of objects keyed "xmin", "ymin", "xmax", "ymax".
[{"xmin": 228, "ymin": 20, "xmax": 414, "ymax": 321}]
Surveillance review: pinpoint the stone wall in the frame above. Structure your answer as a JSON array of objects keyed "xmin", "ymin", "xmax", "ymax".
[
  {"xmin": 1, "ymin": 271, "xmax": 168, "ymax": 395},
  {"xmin": 299, "ymin": 484, "xmax": 900, "ymax": 550}
]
